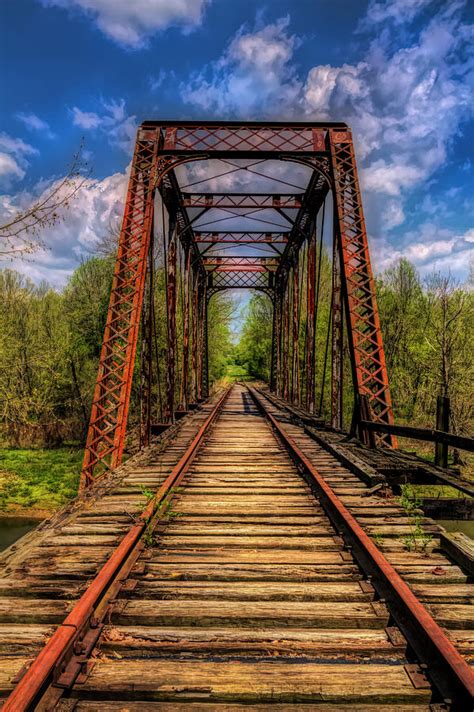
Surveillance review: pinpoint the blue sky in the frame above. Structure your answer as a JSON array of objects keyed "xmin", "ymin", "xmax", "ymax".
[{"xmin": 0, "ymin": 0, "xmax": 473, "ymax": 286}]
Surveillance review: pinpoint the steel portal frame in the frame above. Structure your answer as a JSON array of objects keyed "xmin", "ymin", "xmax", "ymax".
[{"xmin": 80, "ymin": 121, "xmax": 395, "ymax": 488}]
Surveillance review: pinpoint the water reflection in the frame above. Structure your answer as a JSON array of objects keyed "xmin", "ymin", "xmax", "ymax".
[{"xmin": 0, "ymin": 517, "xmax": 42, "ymax": 552}]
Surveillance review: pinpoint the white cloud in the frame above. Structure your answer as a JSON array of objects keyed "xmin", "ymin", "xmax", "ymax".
[
  {"xmin": 72, "ymin": 108, "xmax": 102, "ymax": 129},
  {"xmin": 0, "ymin": 133, "xmax": 38, "ymax": 187},
  {"xmin": 40, "ymin": 0, "xmax": 210, "ymax": 48},
  {"xmin": 16, "ymin": 112, "xmax": 55, "ymax": 138},
  {"xmin": 382, "ymin": 200, "xmax": 405, "ymax": 229},
  {"xmin": 0, "ymin": 170, "xmax": 128, "ymax": 286},
  {"xmin": 71, "ymin": 99, "xmax": 137, "ymax": 152},
  {"xmin": 364, "ymin": 0, "xmax": 435, "ymax": 26},
  {"xmin": 181, "ymin": 17, "xmax": 301, "ymax": 117},
  {"xmin": 373, "ymin": 224, "xmax": 474, "ymax": 278},
  {"xmin": 303, "ymin": 6, "xmax": 473, "ymax": 198},
  {"xmin": 0, "ymin": 153, "xmax": 26, "ymax": 182},
  {"xmin": 181, "ymin": 6, "xmax": 473, "ymax": 234}
]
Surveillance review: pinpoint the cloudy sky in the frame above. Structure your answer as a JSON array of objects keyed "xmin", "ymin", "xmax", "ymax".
[{"xmin": 1, "ymin": 0, "xmax": 473, "ymax": 286}]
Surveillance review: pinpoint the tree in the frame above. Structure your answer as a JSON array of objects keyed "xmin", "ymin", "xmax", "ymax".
[
  {"xmin": 237, "ymin": 294, "xmax": 273, "ymax": 380},
  {"xmin": 422, "ymin": 272, "xmax": 473, "ymax": 436},
  {"xmin": 377, "ymin": 259, "xmax": 428, "ymax": 421},
  {"xmin": 0, "ymin": 145, "xmax": 89, "ymax": 258}
]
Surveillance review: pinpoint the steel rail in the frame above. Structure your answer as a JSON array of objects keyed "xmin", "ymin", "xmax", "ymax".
[
  {"xmin": 3, "ymin": 387, "xmax": 231, "ymax": 712},
  {"xmin": 248, "ymin": 385, "xmax": 474, "ymax": 710}
]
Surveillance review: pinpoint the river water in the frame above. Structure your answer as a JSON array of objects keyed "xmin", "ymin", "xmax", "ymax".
[
  {"xmin": 0, "ymin": 517, "xmax": 43, "ymax": 552},
  {"xmin": 437, "ymin": 520, "xmax": 474, "ymax": 538}
]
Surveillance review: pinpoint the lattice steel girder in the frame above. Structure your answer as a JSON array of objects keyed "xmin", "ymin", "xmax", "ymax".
[
  {"xmin": 202, "ymin": 256, "xmax": 278, "ymax": 271},
  {"xmin": 328, "ymin": 128, "xmax": 394, "ymax": 440},
  {"xmin": 181, "ymin": 193, "xmax": 303, "ymax": 209},
  {"xmin": 80, "ymin": 126, "xmax": 161, "ymax": 489},
  {"xmin": 210, "ymin": 270, "xmax": 271, "ymax": 289},
  {"xmin": 194, "ymin": 231, "xmax": 288, "ymax": 244},
  {"xmin": 142, "ymin": 120, "xmax": 342, "ymax": 156}
]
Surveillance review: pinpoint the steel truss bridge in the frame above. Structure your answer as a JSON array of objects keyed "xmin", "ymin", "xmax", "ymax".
[{"xmin": 80, "ymin": 121, "xmax": 396, "ymax": 489}]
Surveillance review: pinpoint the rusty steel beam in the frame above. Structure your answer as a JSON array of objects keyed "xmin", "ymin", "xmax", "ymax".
[
  {"xmin": 291, "ymin": 261, "xmax": 300, "ymax": 405},
  {"xmin": 305, "ymin": 229, "xmax": 317, "ymax": 412},
  {"xmin": 182, "ymin": 193, "xmax": 303, "ymax": 209},
  {"xmin": 139, "ymin": 230, "xmax": 154, "ymax": 448},
  {"xmin": 151, "ymin": 123, "xmax": 331, "ymax": 156},
  {"xmin": 165, "ymin": 217, "xmax": 178, "ymax": 422},
  {"xmin": 329, "ymin": 128, "xmax": 395, "ymax": 444},
  {"xmin": 180, "ymin": 245, "xmax": 191, "ymax": 410},
  {"xmin": 202, "ymin": 256, "xmax": 279, "ymax": 267},
  {"xmin": 194, "ymin": 232, "xmax": 288, "ymax": 244},
  {"xmin": 191, "ymin": 269, "xmax": 199, "ymax": 401},
  {"xmin": 282, "ymin": 283, "xmax": 290, "ymax": 402},
  {"xmin": 79, "ymin": 127, "xmax": 160, "ymax": 489},
  {"xmin": 331, "ymin": 231, "xmax": 343, "ymax": 429}
]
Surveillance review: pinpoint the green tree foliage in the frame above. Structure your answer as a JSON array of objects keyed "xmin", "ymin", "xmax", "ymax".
[
  {"xmin": 0, "ymin": 255, "xmax": 471, "ymax": 451},
  {"xmin": 208, "ymin": 293, "xmax": 235, "ymax": 383},
  {"xmin": 0, "ymin": 256, "xmax": 234, "ymax": 447},
  {"xmin": 235, "ymin": 294, "xmax": 273, "ymax": 381},
  {"xmin": 237, "ymin": 257, "xmax": 473, "ymax": 437}
]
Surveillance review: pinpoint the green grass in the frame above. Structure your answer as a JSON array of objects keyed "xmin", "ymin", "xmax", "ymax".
[{"xmin": 0, "ymin": 446, "xmax": 83, "ymax": 512}]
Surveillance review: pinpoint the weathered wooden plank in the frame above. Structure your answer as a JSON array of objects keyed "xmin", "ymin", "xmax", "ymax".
[
  {"xmin": 0, "ymin": 598, "xmax": 70, "ymax": 623},
  {"xmin": 131, "ymin": 581, "xmax": 372, "ymax": 602},
  {"xmin": 75, "ymin": 660, "xmax": 430, "ymax": 703},
  {"xmin": 115, "ymin": 599, "xmax": 388, "ymax": 628},
  {"xmin": 100, "ymin": 625, "xmax": 403, "ymax": 656},
  {"xmin": 440, "ymin": 531, "xmax": 474, "ymax": 576},
  {"xmin": 150, "ymin": 549, "xmax": 344, "ymax": 564},
  {"xmin": 73, "ymin": 703, "xmax": 430, "ymax": 711},
  {"xmin": 143, "ymin": 563, "xmax": 361, "ymax": 581},
  {"xmin": 156, "ymin": 536, "xmax": 338, "ymax": 550}
]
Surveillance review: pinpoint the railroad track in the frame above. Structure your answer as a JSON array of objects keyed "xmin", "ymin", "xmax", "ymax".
[{"xmin": 0, "ymin": 384, "xmax": 473, "ymax": 709}]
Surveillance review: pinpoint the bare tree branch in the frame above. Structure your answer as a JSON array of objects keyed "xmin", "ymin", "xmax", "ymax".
[{"xmin": 0, "ymin": 142, "xmax": 91, "ymax": 258}]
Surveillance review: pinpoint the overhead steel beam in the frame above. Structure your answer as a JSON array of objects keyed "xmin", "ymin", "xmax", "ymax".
[
  {"xmin": 194, "ymin": 231, "xmax": 288, "ymax": 244},
  {"xmin": 182, "ymin": 193, "xmax": 303, "ymax": 209}
]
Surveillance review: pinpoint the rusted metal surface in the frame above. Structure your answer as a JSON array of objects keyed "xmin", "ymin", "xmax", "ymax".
[
  {"xmin": 331, "ymin": 230, "xmax": 343, "ymax": 429},
  {"xmin": 291, "ymin": 259, "xmax": 300, "ymax": 406},
  {"xmin": 165, "ymin": 217, "xmax": 177, "ymax": 423},
  {"xmin": 80, "ymin": 127, "xmax": 160, "ymax": 489},
  {"xmin": 249, "ymin": 385, "xmax": 474, "ymax": 709},
  {"xmin": 305, "ymin": 229, "xmax": 316, "ymax": 413},
  {"xmin": 329, "ymin": 128, "xmax": 395, "ymax": 444},
  {"xmin": 180, "ymin": 245, "xmax": 191, "ymax": 411}
]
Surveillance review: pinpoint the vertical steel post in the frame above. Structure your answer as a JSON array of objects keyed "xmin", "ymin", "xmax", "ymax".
[
  {"xmin": 305, "ymin": 229, "xmax": 316, "ymax": 412},
  {"xmin": 270, "ymin": 291, "xmax": 278, "ymax": 391},
  {"xmin": 140, "ymin": 225, "xmax": 154, "ymax": 448},
  {"xmin": 435, "ymin": 395, "xmax": 450, "ymax": 467},
  {"xmin": 275, "ymin": 277, "xmax": 285, "ymax": 396},
  {"xmin": 329, "ymin": 128, "xmax": 395, "ymax": 445},
  {"xmin": 80, "ymin": 127, "xmax": 160, "ymax": 489},
  {"xmin": 331, "ymin": 229, "xmax": 343, "ymax": 429},
  {"xmin": 180, "ymin": 245, "xmax": 191, "ymax": 410},
  {"xmin": 196, "ymin": 272, "xmax": 207, "ymax": 399},
  {"xmin": 291, "ymin": 260, "xmax": 300, "ymax": 405},
  {"xmin": 282, "ymin": 278, "xmax": 290, "ymax": 402},
  {"xmin": 191, "ymin": 268, "xmax": 199, "ymax": 402},
  {"xmin": 202, "ymin": 294, "xmax": 209, "ymax": 398},
  {"xmin": 165, "ymin": 214, "xmax": 177, "ymax": 422}
]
